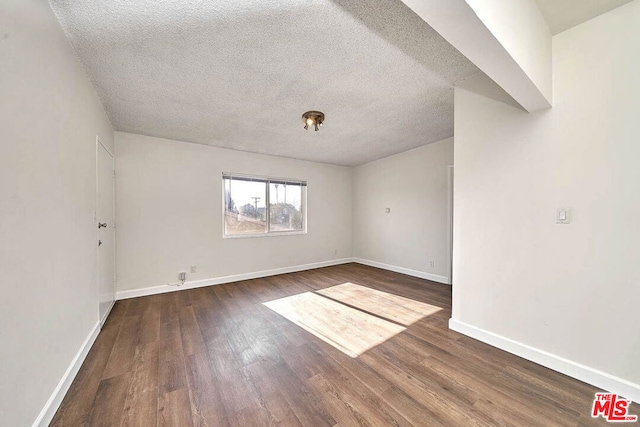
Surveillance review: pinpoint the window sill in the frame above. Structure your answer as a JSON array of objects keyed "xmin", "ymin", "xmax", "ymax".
[{"xmin": 223, "ymin": 230, "xmax": 307, "ymax": 239}]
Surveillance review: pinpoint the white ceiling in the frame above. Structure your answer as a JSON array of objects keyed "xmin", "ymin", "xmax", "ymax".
[
  {"xmin": 535, "ymin": 0, "xmax": 634, "ymax": 34},
  {"xmin": 49, "ymin": 0, "xmax": 478, "ymax": 166}
]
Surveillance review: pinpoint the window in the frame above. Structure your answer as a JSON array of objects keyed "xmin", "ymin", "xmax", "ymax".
[{"xmin": 223, "ymin": 173, "xmax": 306, "ymax": 237}]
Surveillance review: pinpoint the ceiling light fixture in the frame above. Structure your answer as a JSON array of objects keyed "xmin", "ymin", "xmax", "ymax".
[{"xmin": 302, "ymin": 111, "xmax": 325, "ymax": 131}]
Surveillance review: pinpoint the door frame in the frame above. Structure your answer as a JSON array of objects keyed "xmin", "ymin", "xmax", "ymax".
[
  {"xmin": 447, "ymin": 165, "xmax": 454, "ymax": 285},
  {"xmin": 96, "ymin": 136, "xmax": 116, "ymax": 326}
]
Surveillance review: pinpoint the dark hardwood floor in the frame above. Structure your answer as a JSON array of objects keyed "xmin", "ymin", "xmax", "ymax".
[{"xmin": 51, "ymin": 263, "xmax": 636, "ymax": 426}]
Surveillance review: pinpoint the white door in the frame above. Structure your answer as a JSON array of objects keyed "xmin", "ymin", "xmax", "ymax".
[{"xmin": 97, "ymin": 140, "xmax": 115, "ymax": 325}]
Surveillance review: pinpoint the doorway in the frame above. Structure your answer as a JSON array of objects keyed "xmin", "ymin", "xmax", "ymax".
[{"xmin": 97, "ymin": 138, "xmax": 115, "ymax": 325}]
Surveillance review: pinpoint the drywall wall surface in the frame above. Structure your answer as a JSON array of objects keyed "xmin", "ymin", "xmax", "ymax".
[
  {"xmin": 353, "ymin": 138, "xmax": 453, "ymax": 281},
  {"xmin": 0, "ymin": 1, "xmax": 114, "ymax": 425},
  {"xmin": 115, "ymin": 132, "xmax": 353, "ymax": 292},
  {"xmin": 453, "ymin": 1, "xmax": 640, "ymax": 388}
]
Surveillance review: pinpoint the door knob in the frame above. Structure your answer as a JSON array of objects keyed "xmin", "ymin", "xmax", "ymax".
[
  {"xmin": 98, "ymin": 240, "xmax": 103, "ymax": 247},
  {"xmin": 98, "ymin": 222, "xmax": 107, "ymax": 228}
]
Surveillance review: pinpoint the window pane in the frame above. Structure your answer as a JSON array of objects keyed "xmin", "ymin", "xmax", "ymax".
[
  {"xmin": 224, "ymin": 179, "xmax": 266, "ymax": 235},
  {"xmin": 269, "ymin": 183, "xmax": 303, "ymax": 232}
]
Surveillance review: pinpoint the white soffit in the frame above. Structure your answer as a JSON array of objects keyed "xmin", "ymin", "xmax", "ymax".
[
  {"xmin": 535, "ymin": 0, "xmax": 634, "ymax": 34},
  {"xmin": 48, "ymin": 0, "xmax": 479, "ymax": 166},
  {"xmin": 399, "ymin": 0, "xmax": 552, "ymax": 113}
]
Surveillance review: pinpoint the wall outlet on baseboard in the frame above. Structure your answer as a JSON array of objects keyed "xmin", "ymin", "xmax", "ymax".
[
  {"xmin": 429, "ymin": 260, "xmax": 435, "ymax": 268},
  {"xmin": 178, "ymin": 272, "xmax": 186, "ymax": 282}
]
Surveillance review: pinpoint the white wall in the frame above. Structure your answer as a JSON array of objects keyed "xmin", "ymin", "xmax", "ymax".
[
  {"xmin": 452, "ymin": 0, "xmax": 640, "ymax": 399},
  {"xmin": 0, "ymin": 1, "xmax": 114, "ymax": 425},
  {"xmin": 353, "ymin": 138, "xmax": 453, "ymax": 283},
  {"xmin": 115, "ymin": 132, "xmax": 352, "ymax": 293}
]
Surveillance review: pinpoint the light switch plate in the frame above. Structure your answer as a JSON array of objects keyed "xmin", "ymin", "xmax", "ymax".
[{"xmin": 556, "ymin": 208, "xmax": 571, "ymax": 224}]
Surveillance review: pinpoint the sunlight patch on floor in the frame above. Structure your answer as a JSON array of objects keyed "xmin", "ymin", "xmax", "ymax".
[
  {"xmin": 263, "ymin": 283, "xmax": 442, "ymax": 357},
  {"xmin": 317, "ymin": 282, "xmax": 442, "ymax": 326}
]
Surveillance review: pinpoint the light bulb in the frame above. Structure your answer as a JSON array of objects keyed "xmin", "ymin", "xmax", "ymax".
[{"xmin": 306, "ymin": 118, "xmax": 314, "ymax": 126}]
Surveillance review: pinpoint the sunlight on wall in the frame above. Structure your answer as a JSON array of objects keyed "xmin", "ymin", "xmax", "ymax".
[{"xmin": 263, "ymin": 283, "xmax": 442, "ymax": 357}]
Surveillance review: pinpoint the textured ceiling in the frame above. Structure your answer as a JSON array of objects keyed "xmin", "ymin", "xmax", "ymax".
[
  {"xmin": 535, "ymin": 0, "xmax": 633, "ymax": 34},
  {"xmin": 50, "ymin": 0, "xmax": 478, "ymax": 166}
]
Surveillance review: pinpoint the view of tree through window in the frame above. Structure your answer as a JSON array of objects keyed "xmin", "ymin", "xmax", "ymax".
[
  {"xmin": 269, "ymin": 183, "xmax": 303, "ymax": 232},
  {"xmin": 223, "ymin": 174, "xmax": 306, "ymax": 236}
]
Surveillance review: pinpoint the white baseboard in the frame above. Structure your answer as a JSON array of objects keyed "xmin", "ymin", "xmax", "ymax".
[
  {"xmin": 32, "ymin": 321, "xmax": 101, "ymax": 427},
  {"xmin": 353, "ymin": 258, "xmax": 450, "ymax": 285},
  {"xmin": 116, "ymin": 258, "xmax": 355, "ymax": 300},
  {"xmin": 100, "ymin": 299, "xmax": 115, "ymax": 327},
  {"xmin": 449, "ymin": 318, "xmax": 640, "ymax": 403}
]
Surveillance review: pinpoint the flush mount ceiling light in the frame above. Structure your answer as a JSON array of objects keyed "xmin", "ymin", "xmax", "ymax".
[{"xmin": 302, "ymin": 111, "xmax": 325, "ymax": 131}]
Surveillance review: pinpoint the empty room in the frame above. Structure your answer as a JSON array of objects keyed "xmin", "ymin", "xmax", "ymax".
[{"xmin": 2, "ymin": 0, "xmax": 640, "ymax": 425}]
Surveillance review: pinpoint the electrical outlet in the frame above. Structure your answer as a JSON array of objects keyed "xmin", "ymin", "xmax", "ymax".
[
  {"xmin": 190, "ymin": 265, "xmax": 197, "ymax": 273},
  {"xmin": 429, "ymin": 261, "xmax": 435, "ymax": 268},
  {"xmin": 178, "ymin": 272, "xmax": 186, "ymax": 282}
]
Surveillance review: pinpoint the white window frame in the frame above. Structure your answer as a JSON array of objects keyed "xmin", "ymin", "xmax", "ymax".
[{"xmin": 222, "ymin": 172, "xmax": 307, "ymax": 238}]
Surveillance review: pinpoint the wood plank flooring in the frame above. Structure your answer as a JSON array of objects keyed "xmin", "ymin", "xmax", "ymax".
[{"xmin": 51, "ymin": 264, "xmax": 637, "ymax": 426}]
